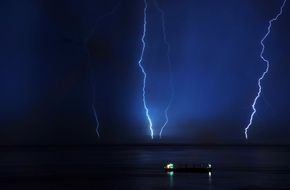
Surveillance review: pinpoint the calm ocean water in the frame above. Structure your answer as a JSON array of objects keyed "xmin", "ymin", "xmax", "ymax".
[{"xmin": 0, "ymin": 145, "xmax": 289, "ymax": 189}]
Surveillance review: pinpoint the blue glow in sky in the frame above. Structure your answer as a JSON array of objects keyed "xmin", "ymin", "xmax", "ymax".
[{"xmin": 0, "ymin": 0, "xmax": 289, "ymax": 144}]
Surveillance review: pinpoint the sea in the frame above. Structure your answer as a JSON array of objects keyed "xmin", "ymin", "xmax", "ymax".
[{"xmin": 0, "ymin": 145, "xmax": 289, "ymax": 190}]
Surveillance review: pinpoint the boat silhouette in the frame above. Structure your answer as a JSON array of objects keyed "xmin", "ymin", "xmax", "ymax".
[{"xmin": 164, "ymin": 163, "xmax": 212, "ymax": 173}]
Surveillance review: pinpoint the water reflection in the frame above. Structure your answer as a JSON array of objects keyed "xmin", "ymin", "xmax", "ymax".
[
  {"xmin": 1, "ymin": 146, "xmax": 290, "ymax": 189},
  {"xmin": 167, "ymin": 171, "xmax": 174, "ymax": 187},
  {"xmin": 208, "ymin": 172, "xmax": 212, "ymax": 183}
]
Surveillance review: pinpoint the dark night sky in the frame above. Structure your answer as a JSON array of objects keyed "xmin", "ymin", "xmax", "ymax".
[{"xmin": 0, "ymin": 0, "xmax": 289, "ymax": 144}]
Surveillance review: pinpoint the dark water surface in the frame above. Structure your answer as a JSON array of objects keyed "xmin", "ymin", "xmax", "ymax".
[{"xmin": 0, "ymin": 145, "xmax": 290, "ymax": 189}]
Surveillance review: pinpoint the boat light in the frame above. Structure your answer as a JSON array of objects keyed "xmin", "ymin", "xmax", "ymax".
[{"xmin": 167, "ymin": 163, "xmax": 174, "ymax": 169}]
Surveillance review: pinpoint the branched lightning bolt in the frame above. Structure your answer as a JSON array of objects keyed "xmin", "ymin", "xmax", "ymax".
[
  {"xmin": 85, "ymin": 2, "xmax": 120, "ymax": 137},
  {"xmin": 138, "ymin": 0, "xmax": 154, "ymax": 139},
  {"xmin": 245, "ymin": 0, "xmax": 287, "ymax": 139},
  {"xmin": 154, "ymin": 0, "xmax": 175, "ymax": 139}
]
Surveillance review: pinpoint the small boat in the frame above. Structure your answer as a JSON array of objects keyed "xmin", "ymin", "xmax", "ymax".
[{"xmin": 164, "ymin": 163, "xmax": 212, "ymax": 173}]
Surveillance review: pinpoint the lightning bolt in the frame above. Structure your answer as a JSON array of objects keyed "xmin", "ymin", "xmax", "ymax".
[
  {"xmin": 85, "ymin": 2, "xmax": 120, "ymax": 137},
  {"xmin": 90, "ymin": 69, "xmax": 100, "ymax": 137},
  {"xmin": 92, "ymin": 106, "xmax": 100, "ymax": 137},
  {"xmin": 137, "ymin": 0, "xmax": 154, "ymax": 139},
  {"xmin": 153, "ymin": 0, "xmax": 175, "ymax": 139},
  {"xmin": 245, "ymin": 0, "xmax": 287, "ymax": 139},
  {"xmin": 91, "ymin": 83, "xmax": 100, "ymax": 137},
  {"xmin": 84, "ymin": 3, "xmax": 121, "ymax": 43}
]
